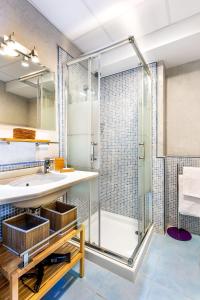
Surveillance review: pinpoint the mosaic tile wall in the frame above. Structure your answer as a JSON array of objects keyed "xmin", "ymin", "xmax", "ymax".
[
  {"xmin": 99, "ymin": 70, "xmax": 139, "ymax": 219},
  {"xmin": 165, "ymin": 157, "xmax": 200, "ymax": 235}
]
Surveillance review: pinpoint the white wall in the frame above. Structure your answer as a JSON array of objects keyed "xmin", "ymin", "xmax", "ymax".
[{"xmin": 166, "ymin": 60, "xmax": 200, "ymax": 156}]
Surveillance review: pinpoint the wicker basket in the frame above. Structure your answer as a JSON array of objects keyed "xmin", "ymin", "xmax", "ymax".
[
  {"xmin": 2, "ymin": 213, "xmax": 49, "ymax": 254},
  {"xmin": 13, "ymin": 128, "xmax": 36, "ymax": 139},
  {"xmin": 41, "ymin": 201, "xmax": 77, "ymax": 233}
]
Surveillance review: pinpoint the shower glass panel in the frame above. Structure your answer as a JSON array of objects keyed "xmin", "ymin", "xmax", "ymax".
[
  {"xmin": 64, "ymin": 38, "xmax": 152, "ymax": 266},
  {"xmin": 89, "ymin": 56, "xmax": 100, "ymax": 247},
  {"xmin": 138, "ymin": 67, "xmax": 152, "ymax": 244},
  {"xmin": 66, "ymin": 56, "xmax": 100, "ymax": 244},
  {"xmin": 67, "ymin": 59, "xmax": 92, "ymax": 170},
  {"xmin": 143, "ymin": 70, "xmax": 152, "ymax": 233}
]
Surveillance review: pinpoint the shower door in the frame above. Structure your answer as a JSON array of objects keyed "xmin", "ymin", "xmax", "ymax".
[
  {"xmin": 138, "ymin": 67, "xmax": 152, "ymax": 243},
  {"xmin": 65, "ymin": 56, "xmax": 101, "ymax": 245}
]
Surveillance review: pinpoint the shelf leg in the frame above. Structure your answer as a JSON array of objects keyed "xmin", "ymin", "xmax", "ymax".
[
  {"xmin": 80, "ymin": 225, "xmax": 85, "ymax": 278},
  {"xmin": 10, "ymin": 272, "xmax": 18, "ymax": 300}
]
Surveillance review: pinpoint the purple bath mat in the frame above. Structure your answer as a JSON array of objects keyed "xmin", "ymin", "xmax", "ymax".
[{"xmin": 167, "ymin": 227, "xmax": 192, "ymax": 241}]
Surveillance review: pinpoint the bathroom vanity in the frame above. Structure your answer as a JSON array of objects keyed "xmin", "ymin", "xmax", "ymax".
[{"xmin": 0, "ymin": 167, "xmax": 98, "ymax": 299}]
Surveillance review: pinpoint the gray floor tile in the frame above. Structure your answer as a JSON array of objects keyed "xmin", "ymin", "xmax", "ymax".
[{"xmin": 43, "ymin": 233, "xmax": 200, "ymax": 300}]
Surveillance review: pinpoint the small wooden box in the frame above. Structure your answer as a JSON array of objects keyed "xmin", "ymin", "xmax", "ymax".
[
  {"xmin": 2, "ymin": 213, "xmax": 49, "ymax": 254},
  {"xmin": 41, "ymin": 201, "xmax": 77, "ymax": 232},
  {"xmin": 13, "ymin": 128, "xmax": 36, "ymax": 139}
]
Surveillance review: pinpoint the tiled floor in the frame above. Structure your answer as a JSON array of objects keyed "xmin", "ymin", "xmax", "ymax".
[{"xmin": 43, "ymin": 233, "xmax": 200, "ymax": 300}]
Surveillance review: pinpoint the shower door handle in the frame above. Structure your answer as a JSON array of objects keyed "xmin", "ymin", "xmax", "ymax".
[
  {"xmin": 91, "ymin": 142, "xmax": 98, "ymax": 162},
  {"xmin": 139, "ymin": 143, "xmax": 145, "ymax": 160}
]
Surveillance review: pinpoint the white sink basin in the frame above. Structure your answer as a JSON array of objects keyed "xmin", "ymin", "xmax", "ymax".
[
  {"xmin": 9, "ymin": 173, "xmax": 67, "ymax": 187},
  {"xmin": 0, "ymin": 168, "xmax": 98, "ymax": 208}
]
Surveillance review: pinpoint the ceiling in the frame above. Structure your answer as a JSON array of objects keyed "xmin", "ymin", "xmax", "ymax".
[{"xmin": 28, "ymin": 0, "xmax": 200, "ymax": 72}]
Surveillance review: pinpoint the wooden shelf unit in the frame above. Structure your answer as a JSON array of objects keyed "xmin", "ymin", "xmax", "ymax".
[
  {"xmin": 0, "ymin": 224, "xmax": 85, "ymax": 300},
  {"xmin": 0, "ymin": 138, "xmax": 51, "ymax": 144}
]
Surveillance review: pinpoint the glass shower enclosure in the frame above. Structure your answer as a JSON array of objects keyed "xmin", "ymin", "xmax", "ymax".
[{"xmin": 63, "ymin": 37, "xmax": 152, "ymax": 266}]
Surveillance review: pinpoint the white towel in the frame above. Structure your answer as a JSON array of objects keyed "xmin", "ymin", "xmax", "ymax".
[
  {"xmin": 182, "ymin": 167, "xmax": 200, "ymax": 199},
  {"xmin": 179, "ymin": 175, "xmax": 200, "ymax": 218}
]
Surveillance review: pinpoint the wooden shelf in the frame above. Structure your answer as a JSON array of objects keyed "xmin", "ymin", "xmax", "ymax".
[
  {"xmin": 0, "ymin": 225, "xmax": 85, "ymax": 300},
  {"xmin": 0, "ymin": 242, "xmax": 80, "ymax": 300},
  {"xmin": 0, "ymin": 138, "xmax": 51, "ymax": 144}
]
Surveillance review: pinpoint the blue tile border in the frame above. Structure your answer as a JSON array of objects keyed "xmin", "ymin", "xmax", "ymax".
[{"xmin": 0, "ymin": 160, "xmax": 44, "ymax": 172}]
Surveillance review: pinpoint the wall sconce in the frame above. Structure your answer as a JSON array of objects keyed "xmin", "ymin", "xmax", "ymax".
[
  {"xmin": 3, "ymin": 33, "xmax": 19, "ymax": 57},
  {"xmin": 0, "ymin": 32, "xmax": 40, "ymax": 66},
  {"xmin": 0, "ymin": 39, "xmax": 18, "ymax": 57},
  {"xmin": 30, "ymin": 46, "xmax": 39, "ymax": 64}
]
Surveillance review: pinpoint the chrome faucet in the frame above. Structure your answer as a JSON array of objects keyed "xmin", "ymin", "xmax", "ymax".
[{"xmin": 44, "ymin": 159, "xmax": 51, "ymax": 174}]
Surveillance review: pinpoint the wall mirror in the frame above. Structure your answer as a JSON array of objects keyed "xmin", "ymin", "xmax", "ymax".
[{"xmin": 0, "ymin": 54, "xmax": 56, "ymax": 131}]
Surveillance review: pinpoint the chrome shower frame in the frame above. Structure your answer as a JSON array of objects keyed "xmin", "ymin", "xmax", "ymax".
[
  {"xmin": 66, "ymin": 36, "xmax": 150, "ymax": 75},
  {"xmin": 63, "ymin": 36, "xmax": 152, "ymax": 267}
]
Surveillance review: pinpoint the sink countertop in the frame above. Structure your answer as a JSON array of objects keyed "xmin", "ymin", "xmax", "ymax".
[{"xmin": 0, "ymin": 170, "xmax": 98, "ymax": 205}]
